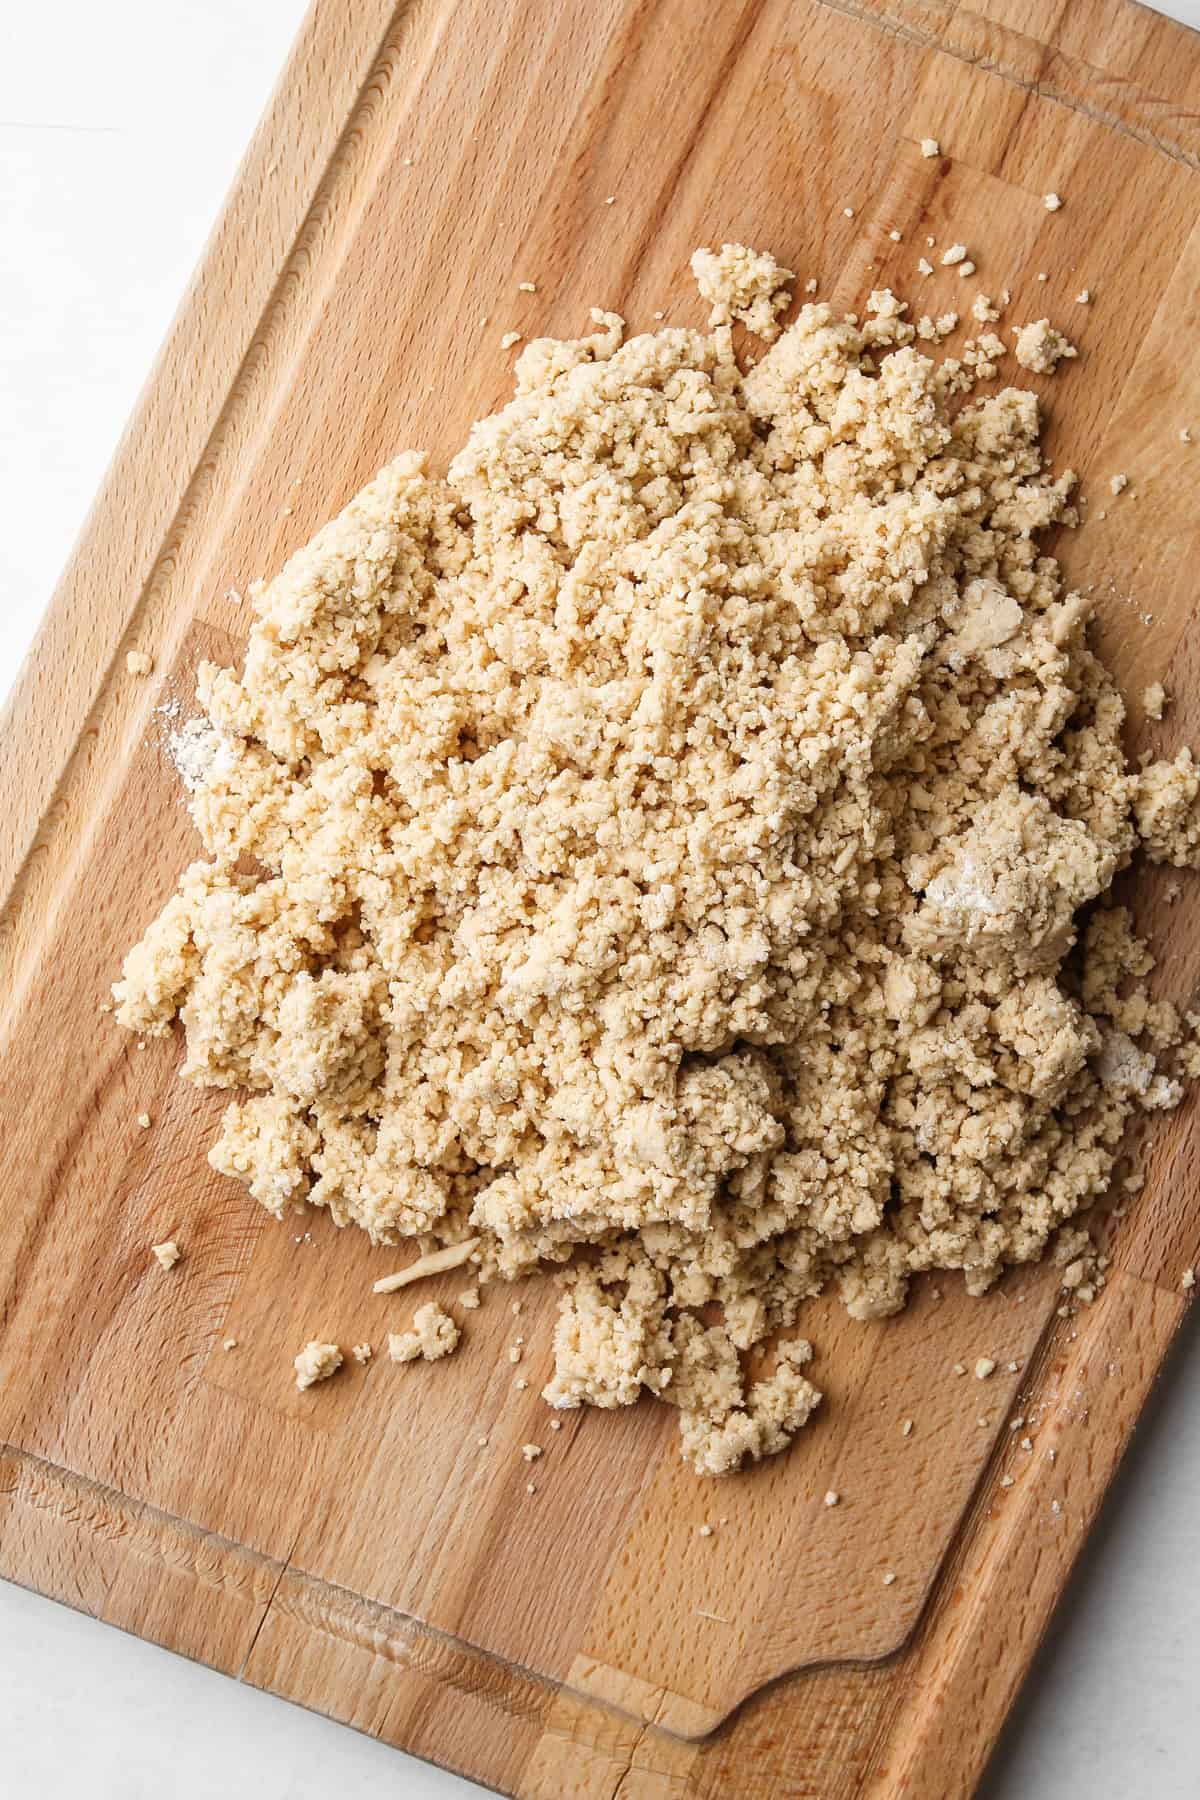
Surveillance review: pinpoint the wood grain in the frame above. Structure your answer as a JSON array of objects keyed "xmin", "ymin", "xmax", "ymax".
[{"xmin": 3, "ymin": 0, "xmax": 1200, "ymax": 1793}]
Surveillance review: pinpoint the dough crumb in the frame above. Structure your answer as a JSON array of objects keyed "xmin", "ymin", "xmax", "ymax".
[
  {"xmin": 126, "ymin": 650, "xmax": 154, "ymax": 677},
  {"xmin": 151, "ymin": 1240, "xmax": 181, "ymax": 1271},
  {"xmin": 115, "ymin": 246, "xmax": 1200, "ymax": 1478},
  {"xmin": 388, "ymin": 1302, "xmax": 460, "ymax": 1363},
  {"xmin": 941, "ymin": 244, "xmax": 969, "ymax": 266},
  {"xmin": 518, "ymin": 281, "xmax": 537, "ymax": 293},
  {"xmin": 352, "ymin": 1342, "xmax": 373, "ymax": 1363},
  {"xmin": 901, "ymin": 1418, "xmax": 914, "ymax": 1437},
  {"xmin": 500, "ymin": 331, "xmax": 522, "ymax": 350},
  {"xmin": 137, "ymin": 1112, "xmax": 152, "ymax": 1129},
  {"xmin": 690, "ymin": 243, "xmax": 793, "ymax": 341},
  {"xmin": 1012, "ymin": 319, "xmax": 1077, "ymax": 373},
  {"xmin": 1043, "ymin": 193, "xmax": 1063, "ymax": 211},
  {"xmin": 824, "ymin": 1490, "xmax": 840, "ymax": 1508},
  {"xmin": 294, "ymin": 1340, "xmax": 341, "ymax": 1388},
  {"xmin": 1182, "ymin": 1268, "xmax": 1196, "ymax": 1292},
  {"xmin": 882, "ymin": 1570, "xmax": 897, "ymax": 1585},
  {"xmin": 1142, "ymin": 683, "xmax": 1167, "ymax": 721},
  {"xmin": 974, "ymin": 1357, "xmax": 997, "ymax": 1379},
  {"xmin": 920, "ymin": 137, "xmax": 940, "ymax": 157},
  {"xmin": 222, "ymin": 1337, "xmax": 238, "ymax": 1350},
  {"xmin": 1076, "ymin": 289, "xmax": 1091, "ymax": 305}
]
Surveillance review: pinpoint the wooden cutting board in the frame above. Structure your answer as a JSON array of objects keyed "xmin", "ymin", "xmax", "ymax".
[{"xmin": 4, "ymin": 0, "xmax": 1200, "ymax": 1792}]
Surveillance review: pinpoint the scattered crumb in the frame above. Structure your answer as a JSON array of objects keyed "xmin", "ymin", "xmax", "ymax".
[
  {"xmin": 698, "ymin": 1523, "xmax": 714, "ymax": 1537},
  {"xmin": 952, "ymin": 1362, "xmax": 967, "ymax": 1377},
  {"xmin": 1110, "ymin": 473, "xmax": 1129, "ymax": 496},
  {"xmin": 549, "ymin": 1418, "xmax": 562, "ymax": 1430},
  {"xmin": 1051, "ymin": 1499, "xmax": 1062, "ymax": 1514},
  {"xmin": 352, "ymin": 1342, "xmax": 373, "ymax": 1363},
  {"xmin": 941, "ymin": 244, "xmax": 969, "ymax": 266},
  {"xmin": 476, "ymin": 1435, "xmax": 489, "ymax": 1447},
  {"xmin": 920, "ymin": 137, "xmax": 940, "ymax": 157},
  {"xmin": 804, "ymin": 278, "xmax": 818, "ymax": 294},
  {"xmin": 916, "ymin": 258, "xmax": 933, "ymax": 277},
  {"xmin": 1142, "ymin": 683, "xmax": 1167, "ymax": 721},
  {"xmin": 1000, "ymin": 1474, "xmax": 1015, "ymax": 1488},
  {"xmin": 975, "ymin": 1357, "xmax": 997, "ymax": 1380},
  {"xmin": 508, "ymin": 1345, "xmax": 523, "ymax": 1364},
  {"xmin": 824, "ymin": 1490, "xmax": 840, "ymax": 1508},
  {"xmin": 605, "ymin": 195, "xmax": 615, "ymax": 205},
  {"xmin": 1183, "ymin": 1267, "xmax": 1196, "ymax": 1292},
  {"xmin": 1181, "ymin": 428, "xmax": 1192, "ymax": 444},
  {"xmin": 1076, "ymin": 289, "xmax": 1090, "ymax": 304},
  {"xmin": 882, "ymin": 1571, "xmax": 897, "ymax": 1585},
  {"xmin": 526, "ymin": 1482, "xmax": 537, "ymax": 1494},
  {"xmin": 222, "ymin": 1338, "xmax": 238, "ymax": 1351},
  {"xmin": 690, "ymin": 243, "xmax": 794, "ymax": 340},
  {"xmin": 388, "ymin": 1302, "xmax": 461, "ymax": 1364},
  {"xmin": 500, "ymin": 331, "xmax": 522, "ymax": 350},
  {"xmin": 1037, "ymin": 271, "xmax": 1049, "ymax": 282},
  {"xmin": 136, "ymin": 1112, "xmax": 152, "ymax": 1129},
  {"xmin": 843, "ymin": 207, "xmax": 855, "ymax": 219},
  {"xmin": 971, "ymin": 292, "xmax": 1000, "ymax": 324},
  {"xmin": 957, "ymin": 261, "xmax": 976, "ymax": 279},
  {"xmin": 1012, "ymin": 318, "xmax": 1077, "ymax": 374},
  {"xmin": 1007, "ymin": 1361, "xmax": 1020, "ymax": 1373},
  {"xmin": 901, "ymin": 1419, "xmax": 914, "ymax": 1437},
  {"xmin": 517, "ymin": 281, "xmax": 536, "ymax": 293},
  {"xmin": 889, "ymin": 229, "xmax": 902, "ymax": 242},
  {"xmin": 522, "ymin": 1443, "xmax": 543, "ymax": 1461},
  {"xmin": 514, "ymin": 1377, "xmax": 528, "ymax": 1389},
  {"xmin": 458, "ymin": 1287, "xmax": 481, "ymax": 1309},
  {"xmin": 1043, "ymin": 193, "xmax": 1063, "ymax": 211},
  {"xmin": 294, "ymin": 1340, "xmax": 341, "ymax": 1389},
  {"xmin": 125, "ymin": 650, "xmax": 154, "ymax": 677},
  {"xmin": 151, "ymin": 1240, "xmax": 181, "ymax": 1271}
]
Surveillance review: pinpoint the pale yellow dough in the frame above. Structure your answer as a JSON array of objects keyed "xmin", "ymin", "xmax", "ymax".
[{"xmin": 115, "ymin": 251, "xmax": 1200, "ymax": 1473}]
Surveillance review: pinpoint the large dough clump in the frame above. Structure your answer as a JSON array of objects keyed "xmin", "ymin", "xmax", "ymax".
[{"xmin": 115, "ymin": 254, "xmax": 1199, "ymax": 1473}]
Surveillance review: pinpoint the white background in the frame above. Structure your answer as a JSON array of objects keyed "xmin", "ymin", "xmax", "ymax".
[{"xmin": 2, "ymin": 4, "xmax": 1199, "ymax": 1795}]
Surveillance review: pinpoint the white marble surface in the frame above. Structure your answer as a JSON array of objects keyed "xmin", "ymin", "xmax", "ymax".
[{"xmin": 2, "ymin": 3, "xmax": 1199, "ymax": 1794}]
